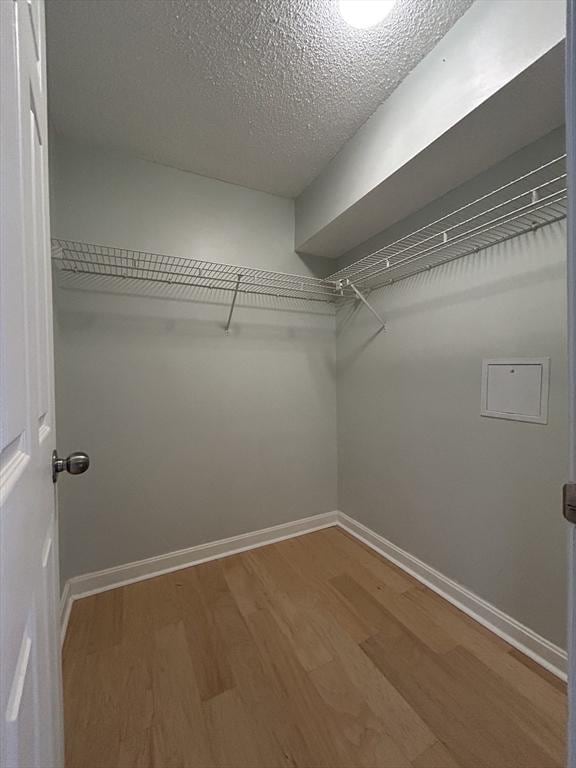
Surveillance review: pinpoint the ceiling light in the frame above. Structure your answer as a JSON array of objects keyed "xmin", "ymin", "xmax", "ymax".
[{"xmin": 338, "ymin": 0, "xmax": 396, "ymax": 29}]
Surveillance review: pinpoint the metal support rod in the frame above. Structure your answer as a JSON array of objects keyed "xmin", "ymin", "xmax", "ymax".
[
  {"xmin": 348, "ymin": 282, "xmax": 385, "ymax": 328},
  {"xmin": 225, "ymin": 274, "xmax": 242, "ymax": 332}
]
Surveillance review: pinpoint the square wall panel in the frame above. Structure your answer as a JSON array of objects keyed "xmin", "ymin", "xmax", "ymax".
[{"xmin": 481, "ymin": 358, "xmax": 550, "ymax": 424}]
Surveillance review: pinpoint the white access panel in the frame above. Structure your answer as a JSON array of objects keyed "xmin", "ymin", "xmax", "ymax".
[{"xmin": 481, "ymin": 358, "xmax": 550, "ymax": 424}]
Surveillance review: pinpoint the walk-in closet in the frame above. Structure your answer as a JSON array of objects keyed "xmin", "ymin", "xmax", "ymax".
[{"xmin": 1, "ymin": 0, "xmax": 574, "ymax": 766}]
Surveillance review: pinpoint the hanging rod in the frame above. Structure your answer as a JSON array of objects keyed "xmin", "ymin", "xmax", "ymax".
[{"xmin": 330, "ymin": 154, "xmax": 567, "ymax": 290}]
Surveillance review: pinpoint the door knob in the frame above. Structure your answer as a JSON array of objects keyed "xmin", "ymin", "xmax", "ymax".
[{"xmin": 52, "ymin": 450, "xmax": 90, "ymax": 483}]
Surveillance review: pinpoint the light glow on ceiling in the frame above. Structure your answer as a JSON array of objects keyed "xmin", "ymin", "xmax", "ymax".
[{"xmin": 338, "ymin": 0, "xmax": 396, "ymax": 29}]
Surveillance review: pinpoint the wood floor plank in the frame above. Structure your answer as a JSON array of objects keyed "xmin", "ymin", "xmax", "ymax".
[
  {"xmin": 172, "ymin": 564, "xmax": 235, "ymax": 702},
  {"xmin": 116, "ymin": 730, "xmax": 153, "ymax": 768},
  {"xmin": 222, "ymin": 553, "xmax": 270, "ymax": 617},
  {"xmin": 95, "ymin": 642, "xmax": 153, "ymax": 742},
  {"xmin": 245, "ymin": 546, "xmax": 335, "ymax": 672},
  {"xmin": 508, "ymin": 647, "xmax": 568, "ymax": 693},
  {"xmin": 411, "ymin": 741, "xmax": 461, "ymax": 768},
  {"xmin": 222, "ymin": 555, "xmax": 343, "ymax": 767},
  {"xmin": 64, "ymin": 648, "xmax": 125, "ymax": 768},
  {"xmin": 151, "ymin": 717, "xmax": 211, "ymax": 768},
  {"xmin": 276, "ymin": 529, "xmax": 345, "ymax": 580},
  {"xmin": 64, "ymin": 588, "xmax": 123, "ymax": 656},
  {"xmin": 271, "ymin": 589, "xmax": 334, "ymax": 671},
  {"xmin": 245, "ymin": 543, "xmax": 309, "ymax": 597},
  {"xmin": 443, "ymin": 645, "xmax": 565, "ymax": 765},
  {"xmin": 407, "ymin": 584, "xmax": 517, "ymax": 657},
  {"xmin": 204, "ymin": 688, "xmax": 288, "ymax": 768},
  {"xmin": 408, "ymin": 586, "xmax": 567, "ymax": 723},
  {"xmin": 150, "ymin": 620, "xmax": 215, "ymax": 767},
  {"xmin": 361, "ymin": 629, "xmax": 559, "ymax": 768},
  {"xmin": 121, "ymin": 579, "xmax": 154, "ymax": 643},
  {"xmin": 338, "ymin": 564, "xmax": 458, "ymax": 654},
  {"xmin": 64, "ymin": 639, "xmax": 154, "ymax": 765},
  {"xmin": 63, "ymin": 528, "xmax": 566, "ymax": 768},
  {"xmin": 308, "ymin": 658, "xmax": 412, "ymax": 768},
  {"xmin": 63, "ymin": 597, "xmax": 94, "ymax": 657},
  {"xmin": 63, "ymin": 651, "xmax": 98, "ymax": 768},
  {"xmin": 245, "ymin": 606, "xmax": 360, "ymax": 768},
  {"xmin": 244, "ymin": 545, "xmax": 437, "ymax": 762},
  {"xmin": 272, "ymin": 535, "xmax": 374, "ymax": 643},
  {"xmin": 144, "ymin": 571, "xmax": 182, "ymax": 629},
  {"xmin": 325, "ymin": 527, "xmax": 416, "ymax": 593},
  {"xmin": 330, "ymin": 569, "xmax": 455, "ymax": 656},
  {"xmin": 66, "ymin": 592, "xmax": 153, "ymax": 747},
  {"xmin": 287, "ymin": 574, "xmax": 439, "ymax": 761}
]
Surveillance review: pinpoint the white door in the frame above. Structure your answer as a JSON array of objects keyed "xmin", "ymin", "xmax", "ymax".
[{"xmin": 0, "ymin": 1, "xmax": 64, "ymax": 766}]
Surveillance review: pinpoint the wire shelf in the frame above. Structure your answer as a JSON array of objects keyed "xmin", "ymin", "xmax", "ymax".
[
  {"xmin": 329, "ymin": 155, "xmax": 567, "ymax": 292},
  {"xmin": 51, "ymin": 155, "xmax": 568, "ymax": 325},
  {"xmin": 51, "ymin": 240, "xmax": 340, "ymax": 304}
]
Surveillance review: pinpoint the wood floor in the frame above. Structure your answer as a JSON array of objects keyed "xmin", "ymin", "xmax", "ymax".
[{"xmin": 63, "ymin": 527, "xmax": 567, "ymax": 768}]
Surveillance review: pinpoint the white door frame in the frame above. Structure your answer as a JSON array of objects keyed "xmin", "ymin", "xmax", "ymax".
[{"xmin": 567, "ymin": 0, "xmax": 575, "ymax": 765}]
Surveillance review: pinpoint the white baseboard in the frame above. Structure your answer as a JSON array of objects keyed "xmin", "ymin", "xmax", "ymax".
[
  {"xmin": 60, "ymin": 581, "xmax": 72, "ymax": 648},
  {"xmin": 338, "ymin": 511, "xmax": 567, "ymax": 681},
  {"xmin": 59, "ymin": 508, "xmax": 567, "ymax": 681},
  {"xmin": 60, "ymin": 510, "xmax": 340, "ymax": 645}
]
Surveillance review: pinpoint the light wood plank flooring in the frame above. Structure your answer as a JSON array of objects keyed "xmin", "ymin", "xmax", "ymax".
[{"xmin": 63, "ymin": 527, "xmax": 567, "ymax": 768}]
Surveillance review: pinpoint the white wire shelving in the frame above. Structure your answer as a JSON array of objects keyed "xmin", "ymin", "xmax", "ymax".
[
  {"xmin": 51, "ymin": 240, "xmax": 338, "ymax": 302},
  {"xmin": 329, "ymin": 155, "xmax": 567, "ymax": 292},
  {"xmin": 51, "ymin": 240, "xmax": 340, "ymax": 331},
  {"xmin": 51, "ymin": 154, "xmax": 567, "ymax": 331}
]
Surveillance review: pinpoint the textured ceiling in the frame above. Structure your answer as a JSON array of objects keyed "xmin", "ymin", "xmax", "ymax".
[{"xmin": 46, "ymin": 0, "xmax": 474, "ymax": 198}]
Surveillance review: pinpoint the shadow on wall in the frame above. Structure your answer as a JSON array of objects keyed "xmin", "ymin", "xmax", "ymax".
[
  {"xmin": 54, "ymin": 270, "xmax": 337, "ymax": 319},
  {"xmin": 336, "ymin": 223, "xmax": 567, "ymax": 370},
  {"xmin": 54, "ymin": 305, "xmax": 338, "ymax": 347},
  {"xmin": 298, "ymin": 251, "xmax": 337, "ymax": 279},
  {"xmin": 53, "ymin": 278, "xmax": 339, "ymax": 379}
]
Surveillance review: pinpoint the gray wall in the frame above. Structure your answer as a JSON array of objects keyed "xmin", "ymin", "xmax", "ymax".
[
  {"xmin": 337, "ymin": 220, "xmax": 568, "ymax": 648},
  {"xmin": 51, "ymin": 137, "xmax": 337, "ymax": 584},
  {"xmin": 338, "ymin": 127, "xmax": 566, "ymax": 271},
  {"xmin": 52, "ymin": 136, "xmax": 309, "ymax": 274},
  {"xmin": 51, "ymin": 133, "xmax": 568, "ymax": 652},
  {"xmin": 295, "ymin": 0, "xmax": 566, "ymax": 257}
]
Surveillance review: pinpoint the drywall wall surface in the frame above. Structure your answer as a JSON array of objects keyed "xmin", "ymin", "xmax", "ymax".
[
  {"xmin": 50, "ymin": 135, "xmax": 322, "ymax": 275},
  {"xmin": 337, "ymin": 222, "xmax": 568, "ymax": 647},
  {"xmin": 51, "ymin": 138, "xmax": 337, "ymax": 583},
  {"xmin": 54, "ymin": 290, "xmax": 337, "ymax": 584},
  {"xmin": 295, "ymin": 0, "xmax": 565, "ymax": 256},
  {"xmin": 337, "ymin": 127, "xmax": 566, "ymax": 273}
]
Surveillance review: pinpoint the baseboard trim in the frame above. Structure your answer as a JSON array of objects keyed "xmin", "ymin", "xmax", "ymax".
[
  {"xmin": 60, "ymin": 581, "xmax": 72, "ymax": 648},
  {"xmin": 60, "ymin": 511, "xmax": 340, "ymax": 643},
  {"xmin": 338, "ymin": 511, "xmax": 567, "ymax": 680},
  {"xmin": 59, "ymin": 508, "xmax": 567, "ymax": 680}
]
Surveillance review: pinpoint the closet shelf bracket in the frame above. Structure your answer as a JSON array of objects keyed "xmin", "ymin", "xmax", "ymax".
[
  {"xmin": 225, "ymin": 273, "xmax": 243, "ymax": 333},
  {"xmin": 345, "ymin": 281, "xmax": 386, "ymax": 330}
]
